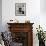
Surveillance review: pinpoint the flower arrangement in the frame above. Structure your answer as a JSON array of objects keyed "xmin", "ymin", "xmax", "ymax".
[{"xmin": 36, "ymin": 25, "xmax": 45, "ymax": 42}]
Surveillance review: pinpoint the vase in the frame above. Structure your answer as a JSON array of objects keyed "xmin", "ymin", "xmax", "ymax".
[{"xmin": 39, "ymin": 40, "xmax": 45, "ymax": 46}]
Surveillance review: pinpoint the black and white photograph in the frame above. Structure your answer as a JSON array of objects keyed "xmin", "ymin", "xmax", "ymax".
[{"xmin": 15, "ymin": 3, "xmax": 26, "ymax": 16}]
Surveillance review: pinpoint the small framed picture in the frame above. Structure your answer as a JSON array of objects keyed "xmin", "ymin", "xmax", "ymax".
[{"xmin": 15, "ymin": 3, "xmax": 26, "ymax": 16}]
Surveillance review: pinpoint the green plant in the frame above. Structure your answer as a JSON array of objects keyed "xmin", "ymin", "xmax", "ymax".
[{"xmin": 36, "ymin": 25, "xmax": 45, "ymax": 41}]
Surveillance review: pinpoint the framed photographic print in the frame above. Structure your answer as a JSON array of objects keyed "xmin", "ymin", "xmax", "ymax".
[{"xmin": 15, "ymin": 3, "xmax": 26, "ymax": 16}]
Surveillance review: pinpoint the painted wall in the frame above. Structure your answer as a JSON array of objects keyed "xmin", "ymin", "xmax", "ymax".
[
  {"xmin": 40, "ymin": 0, "xmax": 46, "ymax": 31},
  {"xmin": 40, "ymin": 0, "xmax": 46, "ymax": 14},
  {"xmin": 2, "ymin": 0, "xmax": 40, "ymax": 46},
  {"xmin": 2, "ymin": 0, "xmax": 46, "ymax": 46},
  {"xmin": 0, "ymin": 0, "xmax": 2, "ymax": 32},
  {"xmin": 2, "ymin": 0, "xmax": 40, "ymax": 30},
  {"xmin": 40, "ymin": 0, "xmax": 46, "ymax": 45}
]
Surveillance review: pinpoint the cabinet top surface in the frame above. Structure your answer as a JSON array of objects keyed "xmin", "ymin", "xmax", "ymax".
[{"xmin": 7, "ymin": 23, "xmax": 34, "ymax": 25}]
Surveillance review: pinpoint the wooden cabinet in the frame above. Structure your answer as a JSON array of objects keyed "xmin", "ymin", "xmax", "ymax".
[{"xmin": 7, "ymin": 23, "xmax": 34, "ymax": 46}]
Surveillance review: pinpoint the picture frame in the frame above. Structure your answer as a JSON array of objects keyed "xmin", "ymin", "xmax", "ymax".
[{"xmin": 15, "ymin": 3, "xmax": 26, "ymax": 16}]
